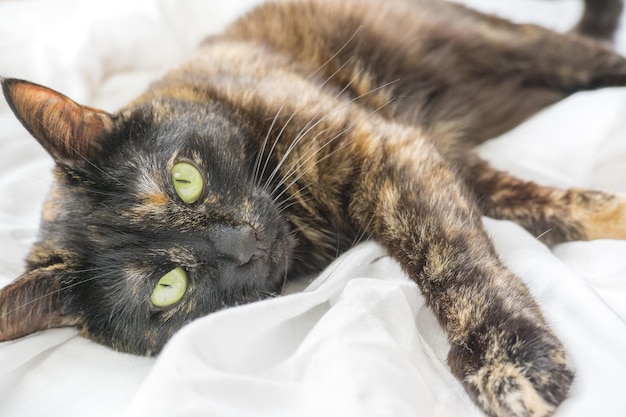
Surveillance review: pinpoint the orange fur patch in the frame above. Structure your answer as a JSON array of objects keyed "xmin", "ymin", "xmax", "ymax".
[
  {"xmin": 143, "ymin": 193, "xmax": 169, "ymax": 206},
  {"xmin": 580, "ymin": 193, "xmax": 626, "ymax": 240}
]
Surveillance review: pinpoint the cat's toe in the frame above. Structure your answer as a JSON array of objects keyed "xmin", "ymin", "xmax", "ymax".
[{"xmin": 448, "ymin": 322, "xmax": 574, "ymax": 417}]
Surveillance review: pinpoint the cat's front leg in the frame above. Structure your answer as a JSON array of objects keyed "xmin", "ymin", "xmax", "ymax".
[{"xmin": 347, "ymin": 132, "xmax": 573, "ymax": 417}]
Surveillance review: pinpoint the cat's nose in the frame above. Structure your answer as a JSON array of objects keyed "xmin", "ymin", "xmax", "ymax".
[{"xmin": 213, "ymin": 224, "xmax": 264, "ymax": 266}]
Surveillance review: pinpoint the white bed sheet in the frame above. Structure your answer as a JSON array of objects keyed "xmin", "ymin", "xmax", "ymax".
[{"xmin": 1, "ymin": 1, "xmax": 625, "ymax": 416}]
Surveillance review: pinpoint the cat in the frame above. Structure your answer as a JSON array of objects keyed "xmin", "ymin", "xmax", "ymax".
[{"xmin": 2, "ymin": 0, "xmax": 626, "ymax": 416}]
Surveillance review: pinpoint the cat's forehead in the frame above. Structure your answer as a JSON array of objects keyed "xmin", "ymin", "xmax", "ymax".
[
  {"xmin": 94, "ymin": 101, "xmax": 245, "ymax": 181},
  {"xmin": 127, "ymin": 98, "xmax": 245, "ymax": 140}
]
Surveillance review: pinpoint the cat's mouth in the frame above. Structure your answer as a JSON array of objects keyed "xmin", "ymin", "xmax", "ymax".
[{"xmin": 210, "ymin": 220, "xmax": 296, "ymax": 300}]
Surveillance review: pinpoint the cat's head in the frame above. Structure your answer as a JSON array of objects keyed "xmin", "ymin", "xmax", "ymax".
[{"xmin": 0, "ymin": 79, "xmax": 295, "ymax": 355}]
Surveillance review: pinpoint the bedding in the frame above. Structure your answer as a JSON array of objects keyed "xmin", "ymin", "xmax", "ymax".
[{"xmin": 1, "ymin": 0, "xmax": 626, "ymax": 416}]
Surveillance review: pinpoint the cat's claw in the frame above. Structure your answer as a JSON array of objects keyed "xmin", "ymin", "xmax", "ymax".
[{"xmin": 449, "ymin": 324, "xmax": 574, "ymax": 417}]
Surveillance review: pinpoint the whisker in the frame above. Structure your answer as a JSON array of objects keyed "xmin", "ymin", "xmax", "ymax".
[
  {"xmin": 319, "ymin": 56, "xmax": 354, "ymax": 90},
  {"xmin": 258, "ymin": 30, "xmax": 370, "ymax": 191},
  {"xmin": 351, "ymin": 212, "xmax": 376, "ymax": 248},
  {"xmin": 2, "ymin": 170, "xmax": 53, "ymax": 185},
  {"xmin": 259, "ymin": 110, "xmax": 300, "ymax": 189},
  {"xmin": 263, "ymin": 123, "xmax": 326, "ymax": 192},
  {"xmin": 0, "ymin": 169, "xmax": 118, "ymax": 199},
  {"xmin": 254, "ymin": 102, "xmax": 287, "ymax": 187},
  {"xmin": 275, "ymin": 190, "xmax": 315, "ymax": 213},
  {"xmin": 0, "ymin": 269, "xmax": 119, "ymax": 320},
  {"xmin": 84, "ymin": 189, "xmax": 120, "ymax": 197},
  {"xmin": 60, "ymin": 266, "xmax": 118, "ymax": 275},
  {"xmin": 39, "ymin": 122, "xmax": 128, "ymax": 188},
  {"xmin": 258, "ymin": 290, "xmax": 279, "ymax": 298},
  {"xmin": 305, "ymin": 25, "xmax": 363, "ymax": 82},
  {"xmin": 266, "ymin": 78, "xmax": 400, "ymax": 194},
  {"xmin": 536, "ymin": 229, "xmax": 552, "ymax": 240},
  {"xmin": 271, "ymin": 137, "xmax": 354, "ymax": 206},
  {"xmin": 268, "ymin": 97, "xmax": 396, "ymax": 258},
  {"xmin": 280, "ymin": 247, "xmax": 292, "ymax": 295},
  {"xmin": 274, "ymin": 93, "xmax": 396, "ymax": 196},
  {"xmin": 335, "ymin": 67, "xmax": 365, "ymax": 98}
]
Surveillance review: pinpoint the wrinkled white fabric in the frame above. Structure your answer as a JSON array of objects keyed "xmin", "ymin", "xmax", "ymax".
[{"xmin": 0, "ymin": 1, "xmax": 625, "ymax": 416}]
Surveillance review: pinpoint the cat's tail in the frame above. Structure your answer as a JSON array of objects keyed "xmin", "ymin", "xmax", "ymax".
[{"xmin": 573, "ymin": 0, "xmax": 623, "ymax": 40}]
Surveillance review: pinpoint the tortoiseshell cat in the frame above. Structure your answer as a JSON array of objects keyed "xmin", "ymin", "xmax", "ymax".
[{"xmin": 2, "ymin": 0, "xmax": 626, "ymax": 416}]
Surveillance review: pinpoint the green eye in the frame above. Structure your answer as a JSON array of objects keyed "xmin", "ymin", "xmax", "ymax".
[
  {"xmin": 172, "ymin": 161, "xmax": 203, "ymax": 204},
  {"xmin": 151, "ymin": 267, "xmax": 188, "ymax": 308}
]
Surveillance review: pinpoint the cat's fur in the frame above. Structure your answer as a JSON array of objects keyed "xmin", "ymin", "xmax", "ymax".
[{"xmin": 2, "ymin": 0, "xmax": 626, "ymax": 416}]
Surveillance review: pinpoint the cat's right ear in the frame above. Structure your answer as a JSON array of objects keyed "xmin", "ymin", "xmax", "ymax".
[
  {"xmin": 1, "ymin": 78, "xmax": 115, "ymax": 165},
  {"xmin": 0, "ymin": 266, "xmax": 80, "ymax": 342}
]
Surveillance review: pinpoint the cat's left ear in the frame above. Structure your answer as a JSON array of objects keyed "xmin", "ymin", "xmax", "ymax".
[
  {"xmin": 1, "ymin": 78, "xmax": 115, "ymax": 165},
  {"xmin": 0, "ymin": 267, "xmax": 80, "ymax": 342}
]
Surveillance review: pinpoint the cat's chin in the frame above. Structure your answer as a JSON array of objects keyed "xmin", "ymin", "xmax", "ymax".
[
  {"xmin": 258, "ymin": 214, "xmax": 297, "ymax": 294},
  {"xmin": 255, "ymin": 230, "xmax": 298, "ymax": 296}
]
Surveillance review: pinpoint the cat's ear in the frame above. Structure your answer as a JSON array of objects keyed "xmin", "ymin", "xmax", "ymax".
[
  {"xmin": 1, "ymin": 78, "xmax": 115, "ymax": 164},
  {"xmin": 0, "ymin": 267, "xmax": 80, "ymax": 342}
]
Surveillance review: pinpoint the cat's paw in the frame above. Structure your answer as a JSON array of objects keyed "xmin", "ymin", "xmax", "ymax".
[
  {"xmin": 448, "ymin": 321, "xmax": 574, "ymax": 417},
  {"xmin": 570, "ymin": 190, "xmax": 626, "ymax": 241}
]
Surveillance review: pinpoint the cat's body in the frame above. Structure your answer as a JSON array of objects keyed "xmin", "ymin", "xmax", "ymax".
[{"xmin": 2, "ymin": 0, "xmax": 626, "ymax": 416}]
